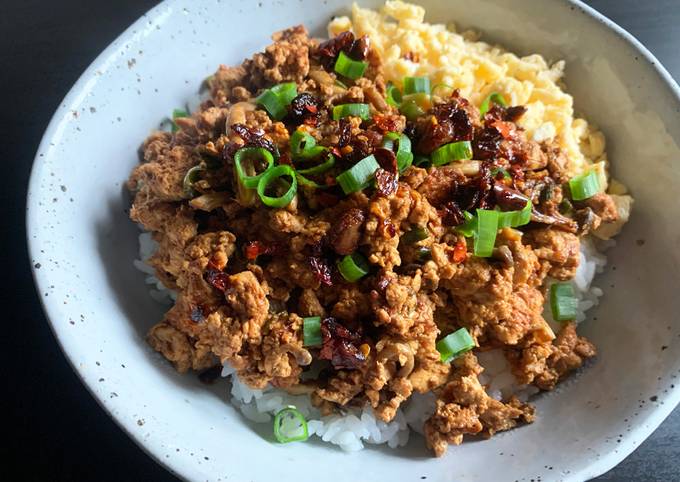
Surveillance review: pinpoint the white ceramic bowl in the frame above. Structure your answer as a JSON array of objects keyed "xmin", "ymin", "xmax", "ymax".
[{"xmin": 27, "ymin": 0, "xmax": 680, "ymax": 480}]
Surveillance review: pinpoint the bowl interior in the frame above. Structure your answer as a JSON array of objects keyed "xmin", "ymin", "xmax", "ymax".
[{"xmin": 27, "ymin": 0, "xmax": 680, "ymax": 480}]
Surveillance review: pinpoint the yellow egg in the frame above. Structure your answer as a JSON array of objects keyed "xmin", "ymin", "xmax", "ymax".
[{"xmin": 333, "ymin": 1, "xmax": 609, "ymax": 177}]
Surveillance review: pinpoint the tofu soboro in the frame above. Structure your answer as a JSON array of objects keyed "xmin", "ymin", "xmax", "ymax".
[{"xmin": 128, "ymin": 21, "xmax": 626, "ymax": 456}]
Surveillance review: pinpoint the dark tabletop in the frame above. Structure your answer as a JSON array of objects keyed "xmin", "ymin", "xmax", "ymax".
[{"xmin": 3, "ymin": 1, "xmax": 679, "ymax": 480}]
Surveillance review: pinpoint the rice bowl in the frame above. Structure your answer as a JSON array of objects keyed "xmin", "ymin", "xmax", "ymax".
[
  {"xmin": 128, "ymin": 1, "xmax": 631, "ymax": 456},
  {"xmin": 26, "ymin": 0, "xmax": 680, "ymax": 480}
]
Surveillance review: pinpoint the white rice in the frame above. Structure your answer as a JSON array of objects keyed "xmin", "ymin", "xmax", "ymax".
[{"xmin": 134, "ymin": 231, "xmax": 608, "ymax": 451}]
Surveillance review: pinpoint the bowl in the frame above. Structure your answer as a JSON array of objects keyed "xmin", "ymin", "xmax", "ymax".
[{"xmin": 26, "ymin": 0, "xmax": 680, "ymax": 480}]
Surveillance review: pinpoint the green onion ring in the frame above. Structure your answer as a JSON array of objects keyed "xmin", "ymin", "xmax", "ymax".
[
  {"xmin": 568, "ymin": 170, "xmax": 601, "ymax": 201},
  {"xmin": 256, "ymin": 164, "xmax": 298, "ymax": 208},
  {"xmin": 234, "ymin": 147, "xmax": 275, "ymax": 189},
  {"xmin": 302, "ymin": 316, "xmax": 322, "ymax": 347},
  {"xmin": 182, "ymin": 165, "xmax": 205, "ymax": 198},
  {"xmin": 403, "ymin": 76, "xmax": 431, "ymax": 95},
  {"xmin": 171, "ymin": 108, "xmax": 189, "ymax": 132},
  {"xmin": 337, "ymin": 252, "xmax": 370, "ymax": 282},
  {"xmin": 334, "ymin": 51, "xmax": 368, "ymax": 80},
  {"xmin": 332, "ymin": 103, "xmax": 371, "ymax": 120},
  {"xmin": 336, "ymin": 154, "xmax": 380, "ymax": 194},
  {"xmin": 550, "ymin": 282, "xmax": 578, "ymax": 321},
  {"xmin": 383, "ymin": 131, "xmax": 414, "ymax": 172},
  {"xmin": 473, "ymin": 209, "xmax": 499, "ymax": 257},
  {"xmin": 386, "ymin": 83, "xmax": 403, "ymax": 107},
  {"xmin": 273, "ymin": 406, "xmax": 309, "ymax": 443},
  {"xmin": 431, "ymin": 141, "xmax": 473, "ymax": 166},
  {"xmin": 436, "ymin": 327, "xmax": 475, "ymax": 363},
  {"xmin": 479, "ymin": 92, "xmax": 508, "ymax": 118},
  {"xmin": 297, "ymin": 153, "xmax": 336, "ymax": 176}
]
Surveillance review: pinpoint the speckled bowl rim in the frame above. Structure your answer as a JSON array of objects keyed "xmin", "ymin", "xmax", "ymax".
[{"xmin": 25, "ymin": 0, "xmax": 680, "ymax": 480}]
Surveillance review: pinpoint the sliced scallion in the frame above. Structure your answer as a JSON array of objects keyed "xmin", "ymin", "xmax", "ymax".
[
  {"xmin": 257, "ymin": 82, "xmax": 297, "ymax": 120},
  {"xmin": 416, "ymin": 246, "xmax": 432, "ymax": 261},
  {"xmin": 550, "ymin": 282, "xmax": 578, "ymax": 321},
  {"xmin": 182, "ymin": 165, "xmax": 204, "ymax": 197},
  {"xmin": 413, "ymin": 155, "xmax": 431, "ymax": 167},
  {"xmin": 336, "ymin": 154, "xmax": 380, "ymax": 194},
  {"xmin": 256, "ymin": 90, "xmax": 286, "ymax": 120},
  {"xmin": 302, "ymin": 316, "xmax": 322, "ymax": 347},
  {"xmin": 171, "ymin": 108, "xmax": 189, "ymax": 133},
  {"xmin": 399, "ymin": 93, "xmax": 430, "ymax": 121},
  {"xmin": 332, "ymin": 103, "xmax": 371, "ymax": 120},
  {"xmin": 273, "ymin": 406, "xmax": 309, "ymax": 443},
  {"xmin": 497, "ymin": 201, "xmax": 532, "ymax": 229},
  {"xmin": 436, "ymin": 327, "xmax": 475, "ymax": 363},
  {"xmin": 479, "ymin": 92, "xmax": 507, "ymax": 118},
  {"xmin": 473, "ymin": 209, "xmax": 499, "ymax": 257},
  {"xmin": 270, "ymin": 82, "xmax": 298, "ymax": 105},
  {"xmin": 297, "ymin": 153, "xmax": 336, "ymax": 176},
  {"xmin": 234, "ymin": 147, "xmax": 274, "ymax": 189},
  {"xmin": 401, "ymin": 226, "xmax": 429, "ymax": 244},
  {"xmin": 382, "ymin": 132, "xmax": 414, "ymax": 172},
  {"xmin": 491, "ymin": 166, "xmax": 511, "ymax": 180},
  {"xmin": 431, "ymin": 83, "xmax": 456, "ymax": 98},
  {"xmin": 455, "ymin": 211, "xmax": 477, "ymax": 237},
  {"xmin": 568, "ymin": 170, "xmax": 601, "ymax": 201},
  {"xmin": 431, "ymin": 141, "xmax": 473, "ymax": 166},
  {"xmin": 386, "ymin": 83, "xmax": 402, "ymax": 107},
  {"xmin": 337, "ymin": 252, "xmax": 370, "ymax": 282},
  {"xmin": 256, "ymin": 164, "xmax": 297, "ymax": 208},
  {"xmin": 334, "ymin": 51, "xmax": 368, "ymax": 80},
  {"xmin": 290, "ymin": 130, "xmax": 317, "ymax": 158},
  {"xmin": 403, "ymin": 76, "xmax": 431, "ymax": 95}
]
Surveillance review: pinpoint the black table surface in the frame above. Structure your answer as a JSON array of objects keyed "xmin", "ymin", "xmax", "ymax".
[{"xmin": 3, "ymin": 1, "xmax": 679, "ymax": 480}]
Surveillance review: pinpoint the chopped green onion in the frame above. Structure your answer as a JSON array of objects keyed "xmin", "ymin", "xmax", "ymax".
[
  {"xmin": 337, "ymin": 252, "xmax": 370, "ymax": 282},
  {"xmin": 416, "ymin": 246, "xmax": 432, "ymax": 261},
  {"xmin": 296, "ymin": 173, "xmax": 325, "ymax": 189},
  {"xmin": 273, "ymin": 406, "xmax": 309, "ymax": 443},
  {"xmin": 386, "ymin": 83, "xmax": 402, "ymax": 107},
  {"xmin": 257, "ymin": 82, "xmax": 297, "ymax": 120},
  {"xmin": 401, "ymin": 226, "xmax": 429, "ymax": 244},
  {"xmin": 559, "ymin": 198, "xmax": 574, "ymax": 215},
  {"xmin": 568, "ymin": 170, "xmax": 601, "ymax": 201},
  {"xmin": 182, "ymin": 165, "xmax": 204, "ymax": 197},
  {"xmin": 491, "ymin": 166, "xmax": 511, "ymax": 180},
  {"xmin": 256, "ymin": 90, "xmax": 286, "ymax": 120},
  {"xmin": 413, "ymin": 155, "xmax": 431, "ymax": 167},
  {"xmin": 290, "ymin": 130, "xmax": 328, "ymax": 170},
  {"xmin": 303, "ymin": 316, "xmax": 322, "ymax": 347},
  {"xmin": 335, "ymin": 78, "xmax": 349, "ymax": 89},
  {"xmin": 497, "ymin": 201, "xmax": 532, "ymax": 229},
  {"xmin": 436, "ymin": 327, "xmax": 475, "ymax": 363},
  {"xmin": 234, "ymin": 147, "xmax": 275, "ymax": 189},
  {"xmin": 431, "ymin": 83, "xmax": 456, "ymax": 97},
  {"xmin": 290, "ymin": 130, "xmax": 317, "ymax": 158},
  {"xmin": 455, "ymin": 211, "xmax": 477, "ymax": 237},
  {"xmin": 270, "ymin": 82, "xmax": 298, "ymax": 105},
  {"xmin": 256, "ymin": 164, "xmax": 297, "ymax": 208},
  {"xmin": 550, "ymin": 282, "xmax": 578, "ymax": 321},
  {"xmin": 336, "ymin": 154, "xmax": 380, "ymax": 194},
  {"xmin": 334, "ymin": 51, "xmax": 368, "ymax": 80},
  {"xmin": 171, "ymin": 108, "xmax": 189, "ymax": 132},
  {"xmin": 403, "ymin": 76, "xmax": 431, "ymax": 95},
  {"xmin": 473, "ymin": 209, "xmax": 499, "ymax": 257},
  {"xmin": 297, "ymin": 153, "xmax": 336, "ymax": 176},
  {"xmin": 479, "ymin": 92, "xmax": 507, "ymax": 118},
  {"xmin": 332, "ymin": 103, "xmax": 371, "ymax": 120},
  {"xmin": 399, "ymin": 93, "xmax": 430, "ymax": 121},
  {"xmin": 431, "ymin": 141, "xmax": 473, "ymax": 166},
  {"xmin": 382, "ymin": 132, "xmax": 414, "ymax": 172}
]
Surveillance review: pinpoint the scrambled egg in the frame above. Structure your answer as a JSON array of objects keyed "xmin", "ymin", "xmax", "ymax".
[{"xmin": 329, "ymin": 1, "xmax": 607, "ymax": 177}]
